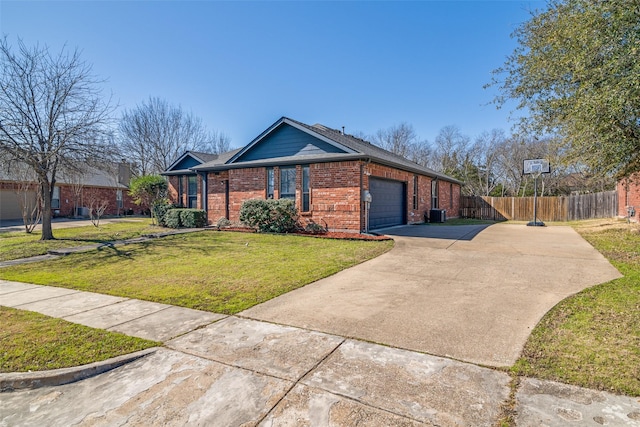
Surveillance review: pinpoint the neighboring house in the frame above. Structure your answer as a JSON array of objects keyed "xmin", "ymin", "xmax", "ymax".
[
  {"xmin": 0, "ymin": 161, "xmax": 136, "ymax": 221},
  {"xmin": 163, "ymin": 117, "xmax": 462, "ymax": 232},
  {"xmin": 617, "ymin": 173, "xmax": 640, "ymax": 222}
]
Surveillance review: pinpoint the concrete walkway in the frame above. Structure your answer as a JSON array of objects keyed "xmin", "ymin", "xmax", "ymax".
[
  {"xmin": 1, "ymin": 224, "xmax": 639, "ymax": 426},
  {"xmin": 2, "ymin": 282, "xmax": 639, "ymax": 426}
]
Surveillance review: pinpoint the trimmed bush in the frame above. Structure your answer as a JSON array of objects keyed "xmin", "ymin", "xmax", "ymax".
[
  {"xmin": 240, "ymin": 199, "xmax": 298, "ymax": 233},
  {"xmin": 163, "ymin": 209, "xmax": 182, "ymax": 228},
  {"xmin": 162, "ymin": 209, "xmax": 207, "ymax": 228},
  {"xmin": 180, "ymin": 209, "xmax": 207, "ymax": 228},
  {"xmin": 217, "ymin": 217, "xmax": 232, "ymax": 227}
]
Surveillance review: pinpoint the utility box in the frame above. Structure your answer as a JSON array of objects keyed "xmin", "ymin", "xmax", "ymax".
[{"xmin": 429, "ymin": 209, "xmax": 446, "ymax": 223}]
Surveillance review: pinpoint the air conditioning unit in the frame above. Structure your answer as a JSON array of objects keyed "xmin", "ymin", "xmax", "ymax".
[{"xmin": 430, "ymin": 209, "xmax": 446, "ymax": 223}]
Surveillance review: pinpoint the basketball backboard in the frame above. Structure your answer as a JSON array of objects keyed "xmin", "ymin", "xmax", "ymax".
[{"xmin": 523, "ymin": 159, "xmax": 551, "ymax": 175}]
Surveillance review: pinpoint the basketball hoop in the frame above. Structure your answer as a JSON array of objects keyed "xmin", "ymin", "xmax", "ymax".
[{"xmin": 523, "ymin": 159, "xmax": 551, "ymax": 227}]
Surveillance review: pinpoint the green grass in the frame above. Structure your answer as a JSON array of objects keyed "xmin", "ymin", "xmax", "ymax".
[
  {"xmin": 0, "ymin": 219, "xmax": 163, "ymax": 261},
  {"xmin": 512, "ymin": 222, "xmax": 640, "ymax": 396},
  {"xmin": 0, "ymin": 306, "xmax": 158, "ymax": 373},
  {"xmin": 0, "ymin": 231, "xmax": 394, "ymax": 314}
]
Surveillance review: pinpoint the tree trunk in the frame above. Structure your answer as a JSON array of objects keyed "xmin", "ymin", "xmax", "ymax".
[{"xmin": 39, "ymin": 177, "xmax": 55, "ymax": 240}]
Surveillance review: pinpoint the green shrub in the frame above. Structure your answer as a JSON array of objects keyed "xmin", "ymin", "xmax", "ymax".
[
  {"xmin": 240, "ymin": 199, "xmax": 298, "ymax": 233},
  {"xmin": 129, "ymin": 175, "xmax": 168, "ymax": 225},
  {"xmin": 163, "ymin": 209, "xmax": 182, "ymax": 228},
  {"xmin": 304, "ymin": 221, "xmax": 327, "ymax": 234},
  {"xmin": 163, "ymin": 209, "xmax": 207, "ymax": 228},
  {"xmin": 217, "ymin": 217, "xmax": 232, "ymax": 228},
  {"xmin": 152, "ymin": 199, "xmax": 173, "ymax": 227},
  {"xmin": 180, "ymin": 209, "xmax": 207, "ymax": 228}
]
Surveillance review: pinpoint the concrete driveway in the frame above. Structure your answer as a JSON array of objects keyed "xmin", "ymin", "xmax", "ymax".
[{"xmin": 241, "ymin": 223, "xmax": 622, "ymax": 367}]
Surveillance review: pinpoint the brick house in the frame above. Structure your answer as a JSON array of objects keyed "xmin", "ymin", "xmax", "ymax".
[
  {"xmin": 163, "ymin": 117, "xmax": 462, "ymax": 232},
  {"xmin": 0, "ymin": 162, "xmax": 136, "ymax": 222},
  {"xmin": 617, "ymin": 173, "xmax": 640, "ymax": 222}
]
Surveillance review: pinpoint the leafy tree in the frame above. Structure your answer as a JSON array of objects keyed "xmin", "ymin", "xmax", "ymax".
[
  {"xmin": 0, "ymin": 37, "xmax": 114, "ymax": 240},
  {"xmin": 119, "ymin": 96, "xmax": 231, "ymax": 175},
  {"xmin": 490, "ymin": 0, "xmax": 640, "ymax": 177},
  {"xmin": 128, "ymin": 175, "xmax": 168, "ymax": 224}
]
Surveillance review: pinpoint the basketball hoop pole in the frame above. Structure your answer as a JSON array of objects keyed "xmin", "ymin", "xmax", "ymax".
[{"xmin": 527, "ymin": 172, "xmax": 545, "ymax": 227}]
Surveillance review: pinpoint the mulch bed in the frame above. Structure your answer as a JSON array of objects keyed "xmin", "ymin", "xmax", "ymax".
[{"xmin": 207, "ymin": 227, "xmax": 392, "ymax": 241}]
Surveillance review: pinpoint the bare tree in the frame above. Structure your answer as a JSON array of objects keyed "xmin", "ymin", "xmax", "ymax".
[
  {"xmin": 0, "ymin": 37, "xmax": 114, "ymax": 240},
  {"xmin": 86, "ymin": 188, "xmax": 108, "ymax": 227},
  {"xmin": 119, "ymin": 97, "xmax": 231, "ymax": 175},
  {"xmin": 432, "ymin": 125, "xmax": 470, "ymax": 178},
  {"xmin": 463, "ymin": 129, "xmax": 506, "ymax": 196},
  {"xmin": 371, "ymin": 122, "xmax": 431, "ymax": 167}
]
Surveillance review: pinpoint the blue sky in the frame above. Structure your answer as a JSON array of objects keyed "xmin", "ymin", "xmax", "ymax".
[{"xmin": 0, "ymin": 1, "xmax": 545, "ymax": 149}]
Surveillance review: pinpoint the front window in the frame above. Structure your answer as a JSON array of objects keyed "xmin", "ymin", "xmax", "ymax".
[
  {"xmin": 51, "ymin": 186, "xmax": 60, "ymax": 209},
  {"xmin": 302, "ymin": 165, "xmax": 310, "ymax": 212},
  {"xmin": 178, "ymin": 176, "xmax": 184, "ymax": 206},
  {"xmin": 280, "ymin": 167, "xmax": 296, "ymax": 199},
  {"xmin": 266, "ymin": 168, "xmax": 274, "ymax": 199},
  {"xmin": 413, "ymin": 175, "xmax": 419, "ymax": 210},
  {"xmin": 449, "ymin": 183, "xmax": 453, "ymax": 208},
  {"xmin": 116, "ymin": 189, "xmax": 123, "ymax": 209},
  {"xmin": 188, "ymin": 175, "xmax": 197, "ymax": 208},
  {"xmin": 431, "ymin": 179, "xmax": 438, "ymax": 209}
]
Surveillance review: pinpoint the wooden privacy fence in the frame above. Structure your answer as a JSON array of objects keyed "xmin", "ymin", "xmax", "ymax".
[{"xmin": 460, "ymin": 191, "xmax": 618, "ymax": 222}]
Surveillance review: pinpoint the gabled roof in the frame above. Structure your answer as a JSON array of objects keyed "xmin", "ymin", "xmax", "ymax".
[
  {"xmin": 163, "ymin": 149, "xmax": 241, "ymax": 175},
  {"xmin": 190, "ymin": 117, "xmax": 461, "ymax": 183}
]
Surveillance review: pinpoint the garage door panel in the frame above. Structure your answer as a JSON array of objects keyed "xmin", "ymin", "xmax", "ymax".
[
  {"xmin": 369, "ymin": 178, "xmax": 405, "ymax": 229},
  {"xmin": 0, "ymin": 190, "xmax": 33, "ymax": 221}
]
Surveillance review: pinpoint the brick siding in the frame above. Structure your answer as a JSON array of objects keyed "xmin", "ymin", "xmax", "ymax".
[
  {"xmin": 166, "ymin": 161, "xmax": 462, "ymax": 232},
  {"xmin": 618, "ymin": 174, "xmax": 640, "ymax": 222},
  {"xmin": 1, "ymin": 181, "xmax": 136, "ymax": 218}
]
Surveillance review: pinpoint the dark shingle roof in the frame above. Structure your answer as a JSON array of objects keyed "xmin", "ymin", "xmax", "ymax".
[
  {"xmin": 191, "ymin": 117, "xmax": 461, "ymax": 184},
  {"xmin": 290, "ymin": 119, "xmax": 458, "ymax": 182},
  {"xmin": 188, "ymin": 151, "xmax": 220, "ymax": 164},
  {"xmin": 163, "ymin": 149, "xmax": 242, "ymax": 175}
]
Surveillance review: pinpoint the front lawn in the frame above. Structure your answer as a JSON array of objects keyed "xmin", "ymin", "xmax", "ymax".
[
  {"xmin": 0, "ymin": 219, "xmax": 162, "ymax": 261},
  {"xmin": 512, "ymin": 220, "xmax": 640, "ymax": 396},
  {"xmin": 0, "ymin": 231, "xmax": 394, "ymax": 314},
  {"xmin": 0, "ymin": 306, "xmax": 158, "ymax": 373}
]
